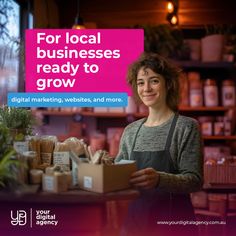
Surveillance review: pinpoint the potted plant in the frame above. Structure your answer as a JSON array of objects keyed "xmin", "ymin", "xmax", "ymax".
[
  {"xmin": 0, "ymin": 106, "xmax": 36, "ymax": 141},
  {"xmin": 144, "ymin": 24, "xmax": 189, "ymax": 60},
  {"xmin": 201, "ymin": 25, "xmax": 229, "ymax": 62},
  {"xmin": 0, "ymin": 124, "xmax": 18, "ymax": 189}
]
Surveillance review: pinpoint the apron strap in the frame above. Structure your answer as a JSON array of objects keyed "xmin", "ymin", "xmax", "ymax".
[
  {"xmin": 130, "ymin": 118, "xmax": 146, "ymax": 159},
  {"xmin": 164, "ymin": 113, "xmax": 179, "ymax": 150}
]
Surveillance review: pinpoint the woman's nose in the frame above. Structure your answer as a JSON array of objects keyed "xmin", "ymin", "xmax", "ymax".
[{"xmin": 143, "ymin": 82, "xmax": 151, "ymax": 92}]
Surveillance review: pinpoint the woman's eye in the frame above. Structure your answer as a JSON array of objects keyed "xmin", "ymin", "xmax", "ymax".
[
  {"xmin": 151, "ymin": 79, "xmax": 159, "ymax": 84},
  {"xmin": 137, "ymin": 81, "xmax": 144, "ymax": 86}
]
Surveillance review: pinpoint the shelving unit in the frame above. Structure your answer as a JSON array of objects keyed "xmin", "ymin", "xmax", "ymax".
[
  {"xmin": 34, "ymin": 105, "xmax": 233, "ymax": 117},
  {"xmin": 203, "ymin": 136, "xmax": 236, "ymax": 141},
  {"xmin": 173, "ymin": 60, "xmax": 235, "ymax": 69}
]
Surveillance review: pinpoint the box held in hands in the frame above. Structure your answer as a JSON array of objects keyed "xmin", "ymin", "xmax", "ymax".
[{"xmin": 78, "ymin": 161, "xmax": 137, "ymax": 193}]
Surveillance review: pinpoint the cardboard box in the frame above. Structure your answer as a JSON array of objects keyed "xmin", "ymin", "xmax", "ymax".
[
  {"xmin": 42, "ymin": 173, "xmax": 68, "ymax": 193},
  {"xmin": 78, "ymin": 161, "xmax": 137, "ymax": 193}
]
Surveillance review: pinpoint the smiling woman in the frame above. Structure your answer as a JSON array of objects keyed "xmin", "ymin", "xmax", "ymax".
[{"xmin": 116, "ymin": 52, "xmax": 203, "ymax": 236}]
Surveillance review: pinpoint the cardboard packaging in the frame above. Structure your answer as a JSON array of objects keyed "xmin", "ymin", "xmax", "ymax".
[
  {"xmin": 78, "ymin": 161, "xmax": 137, "ymax": 193},
  {"xmin": 42, "ymin": 172, "xmax": 68, "ymax": 193}
]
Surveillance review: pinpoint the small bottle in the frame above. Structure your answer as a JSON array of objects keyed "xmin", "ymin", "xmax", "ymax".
[
  {"xmin": 214, "ymin": 116, "xmax": 224, "ymax": 135},
  {"xmin": 189, "ymin": 72, "xmax": 203, "ymax": 107},
  {"xmin": 198, "ymin": 116, "xmax": 214, "ymax": 136},
  {"xmin": 224, "ymin": 116, "xmax": 232, "ymax": 136},
  {"xmin": 222, "ymin": 80, "xmax": 236, "ymax": 107},
  {"xmin": 204, "ymin": 79, "xmax": 219, "ymax": 107}
]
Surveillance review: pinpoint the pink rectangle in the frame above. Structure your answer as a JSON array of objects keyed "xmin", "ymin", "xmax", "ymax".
[{"xmin": 25, "ymin": 29, "xmax": 144, "ymax": 95}]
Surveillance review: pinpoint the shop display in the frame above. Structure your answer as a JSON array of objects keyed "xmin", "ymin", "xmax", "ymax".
[
  {"xmin": 222, "ymin": 79, "xmax": 236, "ymax": 106},
  {"xmin": 204, "ymin": 78, "xmax": 219, "ymax": 107},
  {"xmin": 188, "ymin": 72, "xmax": 203, "ymax": 107},
  {"xmin": 214, "ymin": 116, "xmax": 224, "ymax": 135},
  {"xmin": 198, "ymin": 116, "xmax": 214, "ymax": 136}
]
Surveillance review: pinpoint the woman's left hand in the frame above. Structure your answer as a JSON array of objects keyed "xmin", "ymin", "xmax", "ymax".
[{"xmin": 129, "ymin": 168, "xmax": 160, "ymax": 189}]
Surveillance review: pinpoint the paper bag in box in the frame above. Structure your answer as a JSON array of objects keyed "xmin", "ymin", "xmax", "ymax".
[{"xmin": 78, "ymin": 161, "xmax": 136, "ymax": 193}]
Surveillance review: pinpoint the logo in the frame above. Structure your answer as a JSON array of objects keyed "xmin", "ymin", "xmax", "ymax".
[{"xmin": 10, "ymin": 210, "xmax": 27, "ymax": 226}]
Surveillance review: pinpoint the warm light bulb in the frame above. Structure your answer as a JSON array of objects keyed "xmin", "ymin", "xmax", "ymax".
[
  {"xmin": 167, "ymin": 1, "xmax": 174, "ymax": 13},
  {"xmin": 170, "ymin": 15, "xmax": 178, "ymax": 25},
  {"xmin": 72, "ymin": 24, "xmax": 86, "ymax": 29}
]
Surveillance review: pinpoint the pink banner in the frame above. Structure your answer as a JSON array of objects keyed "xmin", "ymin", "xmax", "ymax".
[{"xmin": 25, "ymin": 29, "xmax": 144, "ymax": 95}]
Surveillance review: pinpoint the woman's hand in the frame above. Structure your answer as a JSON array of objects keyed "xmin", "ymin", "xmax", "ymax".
[{"xmin": 129, "ymin": 168, "xmax": 160, "ymax": 189}]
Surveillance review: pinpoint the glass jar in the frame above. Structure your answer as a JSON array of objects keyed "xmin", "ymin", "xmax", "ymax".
[
  {"xmin": 198, "ymin": 116, "xmax": 214, "ymax": 136},
  {"xmin": 189, "ymin": 72, "xmax": 203, "ymax": 107},
  {"xmin": 214, "ymin": 116, "xmax": 224, "ymax": 135},
  {"xmin": 222, "ymin": 80, "xmax": 235, "ymax": 106},
  {"xmin": 224, "ymin": 116, "xmax": 232, "ymax": 136},
  {"xmin": 204, "ymin": 79, "xmax": 219, "ymax": 107}
]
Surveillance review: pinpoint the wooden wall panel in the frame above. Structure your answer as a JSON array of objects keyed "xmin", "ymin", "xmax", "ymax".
[
  {"xmin": 80, "ymin": 0, "xmax": 167, "ymax": 28},
  {"xmin": 34, "ymin": 0, "xmax": 59, "ymax": 28},
  {"xmin": 179, "ymin": 0, "xmax": 236, "ymax": 26},
  {"xmin": 56, "ymin": 0, "xmax": 236, "ymax": 28}
]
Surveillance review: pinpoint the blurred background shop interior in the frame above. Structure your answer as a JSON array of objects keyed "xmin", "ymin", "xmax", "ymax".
[{"xmin": 1, "ymin": 0, "xmax": 236, "ymax": 234}]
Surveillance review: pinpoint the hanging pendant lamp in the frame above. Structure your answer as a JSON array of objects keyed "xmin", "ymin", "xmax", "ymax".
[{"xmin": 72, "ymin": 0, "xmax": 85, "ymax": 29}]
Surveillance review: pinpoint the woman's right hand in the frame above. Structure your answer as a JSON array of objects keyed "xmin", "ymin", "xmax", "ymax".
[{"xmin": 129, "ymin": 168, "xmax": 160, "ymax": 190}]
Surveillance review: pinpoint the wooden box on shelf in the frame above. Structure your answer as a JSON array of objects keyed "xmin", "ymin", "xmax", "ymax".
[
  {"xmin": 208, "ymin": 193, "xmax": 227, "ymax": 215},
  {"xmin": 228, "ymin": 194, "xmax": 236, "ymax": 210},
  {"xmin": 204, "ymin": 164, "xmax": 236, "ymax": 184},
  {"xmin": 191, "ymin": 191, "xmax": 208, "ymax": 208}
]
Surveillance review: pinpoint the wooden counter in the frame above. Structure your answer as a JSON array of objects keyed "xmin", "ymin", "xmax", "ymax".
[
  {"xmin": 0, "ymin": 188, "xmax": 139, "ymax": 236},
  {"xmin": 0, "ymin": 187, "xmax": 140, "ymax": 204}
]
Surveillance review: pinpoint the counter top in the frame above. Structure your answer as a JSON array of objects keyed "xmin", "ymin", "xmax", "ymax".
[{"xmin": 0, "ymin": 186, "xmax": 140, "ymax": 204}]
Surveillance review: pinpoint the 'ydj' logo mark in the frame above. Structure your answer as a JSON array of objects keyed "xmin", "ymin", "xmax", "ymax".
[{"xmin": 10, "ymin": 210, "xmax": 27, "ymax": 226}]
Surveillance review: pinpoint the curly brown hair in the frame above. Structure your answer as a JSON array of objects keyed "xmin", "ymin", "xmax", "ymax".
[{"xmin": 127, "ymin": 52, "xmax": 181, "ymax": 112}]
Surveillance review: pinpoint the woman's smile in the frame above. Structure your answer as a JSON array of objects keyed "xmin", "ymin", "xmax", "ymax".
[{"xmin": 142, "ymin": 94, "xmax": 157, "ymax": 100}]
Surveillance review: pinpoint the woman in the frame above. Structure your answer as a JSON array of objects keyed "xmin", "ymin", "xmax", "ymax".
[{"xmin": 116, "ymin": 53, "xmax": 203, "ymax": 236}]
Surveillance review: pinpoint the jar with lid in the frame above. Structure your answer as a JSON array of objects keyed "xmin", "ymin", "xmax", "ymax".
[
  {"xmin": 214, "ymin": 116, "xmax": 224, "ymax": 135},
  {"xmin": 224, "ymin": 116, "xmax": 232, "ymax": 136},
  {"xmin": 198, "ymin": 116, "xmax": 214, "ymax": 136},
  {"xmin": 204, "ymin": 79, "xmax": 219, "ymax": 107},
  {"xmin": 188, "ymin": 72, "xmax": 203, "ymax": 107},
  {"xmin": 222, "ymin": 80, "xmax": 235, "ymax": 106}
]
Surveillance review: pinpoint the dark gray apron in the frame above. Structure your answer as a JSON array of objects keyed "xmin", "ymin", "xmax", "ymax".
[{"xmin": 121, "ymin": 114, "xmax": 198, "ymax": 236}]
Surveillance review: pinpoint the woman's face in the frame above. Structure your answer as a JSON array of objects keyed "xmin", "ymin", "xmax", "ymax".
[{"xmin": 137, "ymin": 67, "xmax": 167, "ymax": 109}]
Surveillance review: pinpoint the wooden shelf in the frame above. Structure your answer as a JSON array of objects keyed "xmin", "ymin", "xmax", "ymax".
[
  {"xmin": 179, "ymin": 106, "xmax": 232, "ymax": 112},
  {"xmin": 173, "ymin": 60, "xmax": 235, "ymax": 69},
  {"xmin": 33, "ymin": 107, "xmax": 232, "ymax": 117},
  {"xmin": 0, "ymin": 186, "xmax": 140, "ymax": 204},
  {"xmin": 203, "ymin": 183, "xmax": 236, "ymax": 190},
  {"xmin": 81, "ymin": 111, "xmax": 127, "ymax": 117},
  {"xmin": 194, "ymin": 209, "xmax": 224, "ymax": 218},
  {"xmin": 33, "ymin": 110, "xmax": 78, "ymax": 116},
  {"xmin": 203, "ymin": 136, "xmax": 236, "ymax": 140}
]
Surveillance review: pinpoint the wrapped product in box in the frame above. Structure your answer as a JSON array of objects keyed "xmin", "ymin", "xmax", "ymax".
[{"xmin": 78, "ymin": 160, "xmax": 137, "ymax": 193}]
